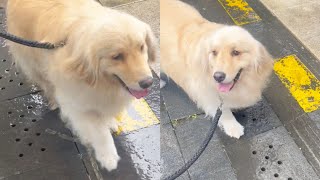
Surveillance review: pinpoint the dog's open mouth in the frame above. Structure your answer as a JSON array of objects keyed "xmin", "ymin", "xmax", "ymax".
[
  {"xmin": 217, "ymin": 69, "xmax": 243, "ymax": 93},
  {"xmin": 114, "ymin": 75, "xmax": 149, "ymax": 99},
  {"xmin": 127, "ymin": 88, "xmax": 148, "ymax": 99}
]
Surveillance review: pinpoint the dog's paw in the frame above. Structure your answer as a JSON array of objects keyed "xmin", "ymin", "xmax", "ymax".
[
  {"xmin": 96, "ymin": 150, "xmax": 120, "ymax": 171},
  {"xmin": 219, "ymin": 120, "xmax": 244, "ymax": 139}
]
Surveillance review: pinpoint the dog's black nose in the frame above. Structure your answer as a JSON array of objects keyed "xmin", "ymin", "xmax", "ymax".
[
  {"xmin": 139, "ymin": 77, "xmax": 153, "ymax": 89},
  {"xmin": 213, "ymin": 72, "xmax": 226, "ymax": 83}
]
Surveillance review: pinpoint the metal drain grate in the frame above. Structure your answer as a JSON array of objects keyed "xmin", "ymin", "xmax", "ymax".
[
  {"xmin": 219, "ymin": 99, "xmax": 319, "ymax": 180},
  {"xmin": 0, "ymin": 47, "xmax": 38, "ymax": 101},
  {"xmin": 250, "ymin": 126, "xmax": 318, "ymax": 180},
  {"xmin": 0, "ymin": 94, "xmax": 88, "ymax": 179}
]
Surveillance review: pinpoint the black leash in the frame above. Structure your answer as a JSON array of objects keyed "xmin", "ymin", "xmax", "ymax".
[
  {"xmin": 163, "ymin": 104, "xmax": 222, "ymax": 180},
  {"xmin": 163, "ymin": 69, "xmax": 243, "ymax": 180},
  {"xmin": 0, "ymin": 31, "xmax": 65, "ymax": 49}
]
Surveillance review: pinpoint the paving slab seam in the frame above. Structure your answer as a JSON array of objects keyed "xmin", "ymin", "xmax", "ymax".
[
  {"xmin": 73, "ymin": 147, "xmax": 93, "ymax": 180},
  {"xmin": 290, "ymin": 123, "xmax": 320, "ymax": 172},
  {"xmin": 169, "ymin": 122, "xmax": 192, "ymax": 180},
  {"xmin": 119, "ymin": 123, "xmax": 160, "ymax": 137},
  {"xmin": 87, "ymin": 153, "xmax": 104, "ymax": 180},
  {"xmin": 0, "ymin": 90, "xmax": 40, "ymax": 103},
  {"xmin": 170, "ymin": 112, "xmax": 206, "ymax": 124}
]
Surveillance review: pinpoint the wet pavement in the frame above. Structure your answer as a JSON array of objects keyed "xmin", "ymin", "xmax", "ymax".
[
  {"xmin": 161, "ymin": 0, "xmax": 320, "ymax": 180},
  {"xmin": 0, "ymin": 1, "xmax": 160, "ymax": 180}
]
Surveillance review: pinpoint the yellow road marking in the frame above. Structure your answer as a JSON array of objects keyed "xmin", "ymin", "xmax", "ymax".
[
  {"xmin": 274, "ymin": 55, "xmax": 320, "ymax": 112},
  {"xmin": 218, "ymin": 0, "xmax": 261, "ymax": 25},
  {"xmin": 115, "ymin": 99, "xmax": 159, "ymax": 134}
]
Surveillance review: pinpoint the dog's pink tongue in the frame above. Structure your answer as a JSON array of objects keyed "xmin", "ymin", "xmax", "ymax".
[
  {"xmin": 128, "ymin": 89, "xmax": 149, "ymax": 99},
  {"xmin": 218, "ymin": 82, "xmax": 234, "ymax": 92}
]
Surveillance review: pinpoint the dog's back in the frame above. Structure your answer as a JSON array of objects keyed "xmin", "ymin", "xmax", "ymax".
[{"xmin": 7, "ymin": 0, "xmax": 104, "ymax": 46}]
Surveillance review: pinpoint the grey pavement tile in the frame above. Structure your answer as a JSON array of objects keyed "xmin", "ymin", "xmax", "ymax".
[
  {"xmin": 2, "ymin": 162, "xmax": 89, "ymax": 180},
  {"xmin": 145, "ymin": 71, "xmax": 160, "ymax": 120},
  {"xmin": 161, "ymin": 77, "xmax": 203, "ymax": 121},
  {"xmin": 99, "ymin": 0, "xmax": 140, "ymax": 7},
  {"xmin": 284, "ymin": 113, "xmax": 320, "ymax": 177},
  {"xmin": 182, "ymin": 0, "xmax": 234, "ymax": 25},
  {"xmin": 161, "ymin": 123, "xmax": 190, "ymax": 180},
  {"xmin": 160, "ymin": 94, "xmax": 170, "ymax": 125},
  {"xmin": 260, "ymin": 0, "xmax": 319, "ymax": 12},
  {"xmin": 174, "ymin": 115, "xmax": 236, "ymax": 180},
  {"xmin": 218, "ymin": 97, "xmax": 282, "ymax": 145},
  {"xmin": 260, "ymin": 0, "xmax": 320, "ymax": 61},
  {"xmin": 114, "ymin": 0, "xmax": 159, "ymax": 38},
  {"xmin": 308, "ymin": 109, "xmax": 320, "ymax": 130},
  {"xmin": 224, "ymin": 126, "xmax": 319, "ymax": 180}
]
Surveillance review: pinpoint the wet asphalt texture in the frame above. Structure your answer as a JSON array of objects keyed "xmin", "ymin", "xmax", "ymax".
[{"xmin": 161, "ymin": 0, "xmax": 320, "ymax": 180}]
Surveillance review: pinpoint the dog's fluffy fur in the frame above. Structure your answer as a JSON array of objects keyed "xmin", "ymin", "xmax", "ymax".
[
  {"xmin": 7, "ymin": 0, "xmax": 157, "ymax": 171},
  {"xmin": 160, "ymin": 0, "xmax": 273, "ymax": 138}
]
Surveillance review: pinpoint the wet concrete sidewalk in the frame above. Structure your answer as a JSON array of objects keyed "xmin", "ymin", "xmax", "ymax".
[
  {"xmin": 260, "ymin": 0, "xmax": 320, "ymax": 62},
  {"xmin": 0, "ymin": 0, "xmax": 160, "ymax": 180},
  {"xmin": 161, "ymin": 0, "xmax": 320, "ymax": 180}
]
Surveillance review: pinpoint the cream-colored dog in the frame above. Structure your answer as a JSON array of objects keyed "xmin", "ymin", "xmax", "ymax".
[
  {"xmin": 7, "ymin": 0, "xmax": 157, "ymax": 171},
  {"xmin": 161, "ymin": 0, "xmax": 273, "ymax": 138}
]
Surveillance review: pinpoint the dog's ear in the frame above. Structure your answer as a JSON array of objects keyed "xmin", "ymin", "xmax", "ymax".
[
  {"xmin": 145, "ymin": 25, "xmax": 158, "ymax": 63},
  {"xmin": 62, "ymin": 54, "xmax": 100, "ymax": 87},
  {"xmin": 256, "ymin": 43, "xmax": 274, "ymax": 75}
]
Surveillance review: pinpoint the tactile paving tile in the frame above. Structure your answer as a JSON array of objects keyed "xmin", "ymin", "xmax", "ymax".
[
  {"xmin": 0, "ymin": 46, "xmax": 38, "ymax": 102},
  {"xmin": 224, "ymin": 127, "xmax": 319, "ymax": 180},
  {"xmin": 0, "ymin": 94, "xmax": 88, "ymax": 179}
]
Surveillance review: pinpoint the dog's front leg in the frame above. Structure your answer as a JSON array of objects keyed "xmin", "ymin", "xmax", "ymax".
[
  {"xmin": 217, "ymin": 108, "xmax": 244, "ymax": 139},
  {"xmin": 64, "ymin": 112, "xmax": 120, "ymax": 171}
]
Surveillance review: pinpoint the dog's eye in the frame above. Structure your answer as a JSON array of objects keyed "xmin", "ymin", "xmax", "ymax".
[
  {"xmin": 140, "ymin": 44, "xmax": 144, "ymax": 51},
  {"xmin": 212, "ymin": 50, "xmax": 218, "ymax": 56},
  {"xmin": 112, "ymin": 53, "xmax": 124, "ymax": 61},
  {"xmin": 231, "ymin": 50, "xmax": 241, "ymax": 56}
]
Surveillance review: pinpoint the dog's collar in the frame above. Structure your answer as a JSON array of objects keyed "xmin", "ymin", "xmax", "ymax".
[{"xmin": 229, "ymin": 68, "xmax": 243, "ymax": 91}]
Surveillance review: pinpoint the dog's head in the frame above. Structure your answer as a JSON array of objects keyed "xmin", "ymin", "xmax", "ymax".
[
  {"xmin": 63, "ymin": 11, "xmax": 157, "ymax": 99},
  {"xmin": 206, "ymin": 26, "xmax": 273, "ymax": 93}
]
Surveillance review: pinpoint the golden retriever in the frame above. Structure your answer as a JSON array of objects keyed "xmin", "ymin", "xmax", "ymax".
[
  {"xmin": 160, "ymin": 0, "xmax": 273, "ymax": 138},
  {"xmin": 7, "ymin": 0, "xmax": 157, "ymax": 171}
]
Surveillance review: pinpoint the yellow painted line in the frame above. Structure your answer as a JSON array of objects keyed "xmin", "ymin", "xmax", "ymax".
[
  {"xmin": 218, "ymin": 0, "xmax": 261, "ymax": 25},
  {"xmin": 115, "ymin": 99, "xmax": 159, "ymax": 134},
  {"xmin": 274, "ymin": 55, "xmax": 320, "ymax": 112}
]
